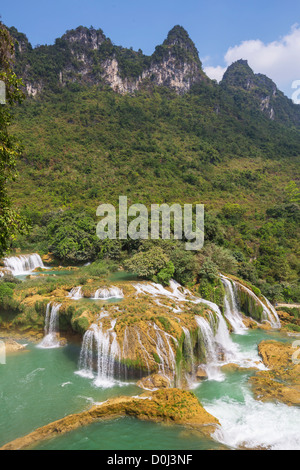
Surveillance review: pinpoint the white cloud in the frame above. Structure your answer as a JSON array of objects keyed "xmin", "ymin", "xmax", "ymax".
[
  {"xmin": 203, "ymin": 65, "xmax": 227, "ymax": 83},
  {"xmin": 204, "ymin": 25, "xmax": 300, "ymax": 97}
]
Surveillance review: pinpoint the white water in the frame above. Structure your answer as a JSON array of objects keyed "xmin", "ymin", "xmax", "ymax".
[
  {"xmin": 134, "ymin": 281, "xmax": 189, "ymax": 305},
  {"xmin": 263, "ymin": 296, "xmax": 281, "ymax": 329},
  {"xmin": 38, "ymin": 303, "xmax": 62, "ymax": 349},
  {"xmin": 196, "ymin": 316, "xmax": 225, "ymax": 382},
  {"xmin": 68, "ymin": 286, "xmax": 83, "ymax": 300},
  {"xmin": 230, "ymin": 277, "xmax": 281, "ymax": 329},
  {"xmin": 76, "ymin": 321, "xmax": 121, "ymax": 388},
  {"xmin": 205, "ymin": 388, "xmax": 300, "ymax": 450},
  {"xmin": 134, "ymin": 280, "xmax": 267, "ymax": 379},
  {"xmin": 221, "ymin": 276, "xmax": 247, "ymax": 334},
  {"xmin": 92, "ymin": 286, "xmax": 124, "ymax": 300},
  {"xmin": 3, "ymin": 253, "xmax": 45, "ymax": 276},
  {"xmin": 195, "ymin": 301, "xmax": 266, "ymax": 380}
]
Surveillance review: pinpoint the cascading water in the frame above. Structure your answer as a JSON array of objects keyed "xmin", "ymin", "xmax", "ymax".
[
  {"xmin": 221, "ymin": 276, "xmax": 247, "ymax": 334},
  {"xmin": 76, "ymin": 321, "xmax": 121, "ymax": 388},
  {"xmin": 92, "ymin": 286, "xmax": 124, "ymax": 300},
  {"xmin": 134, "ymin": 279, "xmax": 268, "ymax": 380},
  {"xmin": 204, "ymin": 387, "xmax": 300, "ymax": 450},
  {"xmin": 196, "ymin": 316, "xmax": 225, "ymax": 381},
  {"xmin": 232, "ymin": 278, "xmax": 281, "ymax": 329},
  {"xmin": 3, "ymin": 253, "xmax": 45, "ymax": 276},
  {"xmin": 263, "ymin": 296, "xmax": 281, "ymax": 329},
  {"xmin": 68, "ymin": 286, "xmax": 83, "ymax": 300},
  {"xmin": 38, "ymin": 303, "xmax": 62, "ymax": 349},
  {"xmin": 195, "ymin": 299, "xmax": 267, "ymax": 379}
]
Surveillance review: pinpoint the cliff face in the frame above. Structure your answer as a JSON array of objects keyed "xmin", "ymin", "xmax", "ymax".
[{"xmin": 10, "ymin": 24, "xmax": 207, "ymax": 96}]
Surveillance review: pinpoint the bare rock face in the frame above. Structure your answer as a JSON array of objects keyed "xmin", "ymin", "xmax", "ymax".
[
  {"xmin": 62, "ymin": 26, "xmax": 106, "ymax": 50},
  {"xmin": 137, "ymin": 373, "xmax": 171, "ymax": 390},
  {"xmin": 250, "ymin": 340, "xmax": 300, "ymax": 406},
  {"xmin": 196, "ymin": 366, "xmax": 208, "ymax": 380},
  {"xmin": 10, "ymin": 24, "xmax": 208, "ymax": 96}
]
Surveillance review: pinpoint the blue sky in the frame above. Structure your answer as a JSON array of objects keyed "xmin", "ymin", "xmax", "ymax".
[{"xmin": 1, "ymin": 0, "xmax": 300, "ymax": 97}]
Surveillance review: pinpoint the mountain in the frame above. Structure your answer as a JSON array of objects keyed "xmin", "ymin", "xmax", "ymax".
[
  {"xmin": 221, "ymin": 59, "xmax": 300, "ymax": 126},
  {"xmin": 2, "ymin": 23, "xmax": 300, "ymax": 298},
  {"xmin": 6, "ymin": 23, "xmax": 300, "ymax": 210},
  {"xmin": 9, "ymin": 24, "xmax": 300, "ymax": 128},
  {"xmin": 9, "ymin": 24, "xmax": 208, "ymax": 96}
]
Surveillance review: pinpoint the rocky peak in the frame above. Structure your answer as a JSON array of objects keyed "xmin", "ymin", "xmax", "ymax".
[
  {"xmin": 163, "ymin": 25, "xmax": 199, "ymax": 57},
  {"xmin": 221, "ymin": 59, "xmax": 256, "ymax": 90},
  {"xmin": 152, "ymin": 25, "xmax": 202, "ymax": 67},
  {"xmin": 8, "ymin": 26, "xmax": 32, "ymax": 55},
  {"xmin": 221, "ymin": 60, "xmax": 281, "ymax": 120},
  {"xmin": 222, "ymin": 60, "xmax": 278, "ymax": 96},
  {"xmin": 61, "ymin": 25, "xmax": 106, "ymax": 50}
]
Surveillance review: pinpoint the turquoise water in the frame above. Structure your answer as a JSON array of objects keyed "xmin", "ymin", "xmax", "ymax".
[
  {"xmin": 16, "ymin": 269, "xmax": 75, "ymax": 281},
  {"xmin": 1, "ymin": 328, "xmax": 299, "ymax": 450},
  {"xmin": 35, "ymin": 417, "xmax": 221, "ymax": 450},
  {"xmin": 0, "ymin": 343, "xmax": 139, "ymax": 447}
]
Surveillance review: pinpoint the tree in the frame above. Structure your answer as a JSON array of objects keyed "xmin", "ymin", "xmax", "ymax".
[
  {"xmin": 124, "ymin": 246, "xmax": 170, "ymax": 280},
  {"xmin": 284, "ymin": 181, "xmax": 300, "ymax": 204},
  {"xmin": 0, "ymin": 22, "xmax": 26, "ymax": 257}
]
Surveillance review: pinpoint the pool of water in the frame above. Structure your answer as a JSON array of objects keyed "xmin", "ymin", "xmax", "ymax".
[
  {"xmin": 1, "ymin": 328, "xmax": 299, "ymax": 450},
  {"xmin": 15, "ymin": 269, "xmax": 75, "ymax": 281},
  {"xmin": 35, "ymin": 417, "xmax": 221, "ymax": 450},
  {"xmin": 0, "ymin": 342, "xmax": 139, "ymax": 447}
]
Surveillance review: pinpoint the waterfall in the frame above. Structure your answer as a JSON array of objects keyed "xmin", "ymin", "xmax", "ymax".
[
  {"xmin": 76, "ymin": 321, "xmax": 121, "ymax": 388},
  {"xmin": 3, "ymin": 253, "xmax": 44, "ymax": 275},
  {"xmin": 132, "ymin": 279, "xmax": 269, "ymax": 382},
  {"xmin": 38, "ymin": 303, "xmax": 62, "ymax": 349},
  {"xmin": 196, "ymin": 316, "xmax": 225, "ymax": 381},
  {"xmin": 92, "ymin": 286, "xmax": 124, "ymax": 300},
  {"xmin": 232, "ymin": 278, "xmax": 281, "ymax": 328},
  {"xmin": 68, "ymin": 286, "xmax": 83, "ymax": 299},
  {"xmin": 221, "ymin": 276, "xmax": 247, "ymax": 334},
  {"xmin": 151, "ymin": 324, "xmax": 176, "ymax": 383},
  {"xmin": 77, "ymin": 329, "xmax": 95, "ymax": 378},
  {"xmin": 195, "ymin": 298, "xmax": 267, "ymax": 380},
  {"xmin": 263, "ymin": 296, "xmax": 281, "ymax": 329}
]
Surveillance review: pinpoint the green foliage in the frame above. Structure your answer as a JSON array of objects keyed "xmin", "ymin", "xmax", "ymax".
[
  {"xmin": 198, "ymin": 260, "xmax": 219, "ymax": 282},
  {"xmin": 157, "ymin": 316, "xmax": 172, "ymax": 333},
  {"xmin": 285, "ymin": 323, "xmax": 300, "ymax": 333},
  {"xmin": 221, "ymin": 203, "xmax": 246, "ymax": 225},
  {"xmin": 155, "ymin": 261, "xmax": 175, "ymax": 286},
  {"xmin": 0, "ymin": 283, "xmax": 14, "ymax": 301},
  {"xmin": 198, "ymin": 277, "xmax": 225, "ymax": 307},
  {"xmin": 284, "ymin": 181, "xmax": 300, "ymax": 204},
  {"xmin": 0, "ymin": 23, "xmax": 27, "ymax": 257},
  {"xmin": 124, "ymin": 246, "xmax": 170, "ymax": 280},
  {"xmin": 47, "ymin": 210, "xmax": 100, "ymax": 263},
  {"xmin": 2, "ymin": 25, "xmax": 299, "ymax": 300}
]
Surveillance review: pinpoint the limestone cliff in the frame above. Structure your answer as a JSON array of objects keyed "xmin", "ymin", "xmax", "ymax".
[{"xmin": 9, "ymin": 24, "xmax": 208, "ymax": 96}]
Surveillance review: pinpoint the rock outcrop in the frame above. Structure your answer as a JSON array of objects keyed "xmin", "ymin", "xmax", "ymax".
[
  {"xmin": 250, "ymin": 340, "xmax": 300, "ymax": 406},
  {"xmin": 9, "ymin": 24, "xmax": 208, "ymax": 96},
  {"xmin": 0, "ymin": 389, "xmax": 220, "ymax": 450},
  {"xmin": 3, "ymin": 339, "xmax": 27, "ymax": 353}
]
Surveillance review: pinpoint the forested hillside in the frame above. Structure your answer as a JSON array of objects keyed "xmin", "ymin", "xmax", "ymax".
[{"xmin": 4, "ymin": 24, "xmax": 300, "ymax": 304}]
